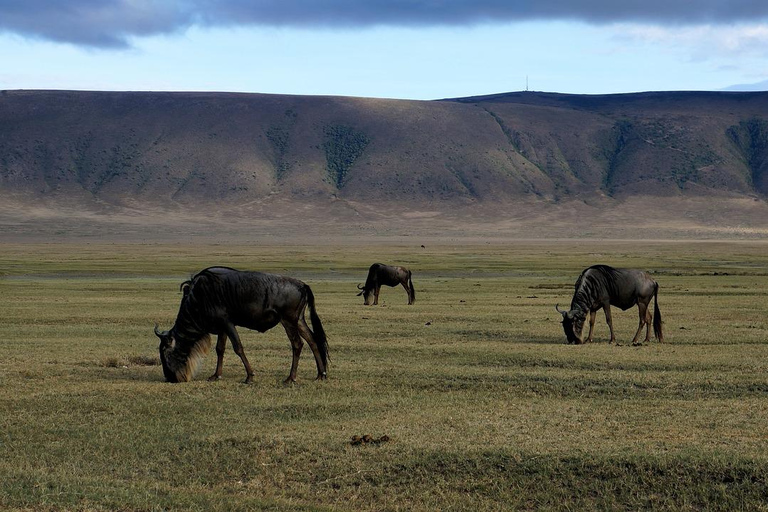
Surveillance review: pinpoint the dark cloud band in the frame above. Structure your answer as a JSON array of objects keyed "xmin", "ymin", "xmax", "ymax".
[{"xmin": 2, "ymin": 0, "xmax": 766, "ymax": 48}]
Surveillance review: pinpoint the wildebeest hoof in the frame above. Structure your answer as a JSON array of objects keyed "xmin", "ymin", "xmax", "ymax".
[
  {"xmin": 243, "ymin": 376, "xmax": 254, "ymax": 384},
  {"xmin": 208, "ymin": 374, "xmax": 222, "ymax": 382},
  {"xmin": 283, "ymin": 377, "xmax": 296, "ymax": 386},
  {"xmin": 315, "ymin": 373, "xmax": 327, "ymax": 381}
]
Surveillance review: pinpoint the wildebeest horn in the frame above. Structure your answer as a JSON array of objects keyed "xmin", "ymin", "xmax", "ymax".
[
  {"xmin": 555, "ymin": 304, "xmax": 567, "ymax": 316},
  {"xmin": 357, "ymin": 283, "xmax": 364, "ymax": 290},
  {"xmin": 154, "ymin": 324, "xmax": 163, "ymax": 337}
]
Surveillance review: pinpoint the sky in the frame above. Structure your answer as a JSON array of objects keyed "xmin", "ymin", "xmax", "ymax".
[{"xmin": 2, "ymin": 1, "xmax": 768, "ymax": 100}]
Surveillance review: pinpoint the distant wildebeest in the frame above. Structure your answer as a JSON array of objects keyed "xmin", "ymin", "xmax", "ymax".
[
  {"xmin": 357, "ymin": 263, "xmax": 415, "ymax": 305},
  {"xmin": 154, "ymin": 266, "xmax": 328, "ymax": 384},
  {"xmin": 556, "ymin": 265, "xmax": 663, "ymax": 345}
]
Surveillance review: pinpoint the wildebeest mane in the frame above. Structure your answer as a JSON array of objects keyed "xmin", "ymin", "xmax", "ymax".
[
  {"xmin": 571, "ymin": 265, "xmax": 623, "ymax": 312},
  {"xmin": 363, "ymin": 263, "xmax": 382, "ymax": 290},
  {"xmin": 164, "ymin": 267, "xmax": 253, "ymax": 382},
  {"xmin": 188, "ymin": 266, "xmax": 239, "ymax": 308},
  {"xmin": 170, "ymin": 268, "xmax": 239, "ymax": 345}
]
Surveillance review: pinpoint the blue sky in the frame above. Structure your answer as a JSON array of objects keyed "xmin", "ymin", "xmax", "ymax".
[{"xmin": 2, "ymin": 1, "xmax": 768, "ymax": 99}]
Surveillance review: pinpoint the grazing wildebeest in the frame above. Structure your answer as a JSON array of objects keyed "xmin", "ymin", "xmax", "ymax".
[
  {"xmin": 556, "ymin": 265, "xmax": 663, "ymax": 345},
  {"xmin": 154, "ymin": 266, "xmax": 328, "ymax": 384},
  {"xmin": 357, "ymin": 263, "xmax": 415, "ymax": 305}
]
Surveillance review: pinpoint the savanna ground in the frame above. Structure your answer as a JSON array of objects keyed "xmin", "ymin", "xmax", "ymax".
[{"xmin": 2, "ymin": 240, "xmax": 768, "ymax": 511}]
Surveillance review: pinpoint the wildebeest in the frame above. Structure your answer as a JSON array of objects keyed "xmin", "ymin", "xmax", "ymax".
[
  {"xmin": 556, "ymin": 265, "xmax": 663, "ymax": 345},
  {"xmin": 154, "ymin": 266, "xmax": 328, "ymax": 384},
  {"xmin": 357, "ymin": 263, "xmax": 415, "ymax": 305}
]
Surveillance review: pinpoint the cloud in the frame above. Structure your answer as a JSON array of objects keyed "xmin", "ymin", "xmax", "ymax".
[
  {"xmin": 0, "ymin": 0, "xmax": 193, "ymax": 48},
  {"xmin": 3, "ymin": 0, "xmax": 768, "ymax": 49},
  {"xmin": 614, "ymin": 23, "xmax": 768, "ymax": 60},
  {"xmin": 722, "ymin": 79, "xmax": 768, "ymax": 91}
]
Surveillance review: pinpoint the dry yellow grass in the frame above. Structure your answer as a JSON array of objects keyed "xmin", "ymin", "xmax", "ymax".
[{"xmin": 1, "ymin": 240, "xmax": 767, "ymax": 510}]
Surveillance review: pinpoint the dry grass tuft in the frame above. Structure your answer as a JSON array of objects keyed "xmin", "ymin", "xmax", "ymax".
[
  {"xmin": 101, "ymin": 356, "xmax": 126, "ymax": 368},
  {"xmin": 128, "ymin": 354, "xmax": 161, "ymax": 366}
]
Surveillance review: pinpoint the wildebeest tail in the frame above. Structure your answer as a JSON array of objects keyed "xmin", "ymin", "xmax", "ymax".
[
  {"xmin": 408, "ymin": 270, "xmax": 416, "ymax": 304},
  {"xmin": 653, "ymin": 282, "xmax": 663, "ymax": 342},
  {"xmin": 306, "ymin": 286, "xmax": 329, "ymax": 367}
]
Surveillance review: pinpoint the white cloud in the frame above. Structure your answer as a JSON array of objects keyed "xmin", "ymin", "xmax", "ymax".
[{"xmin": 613, "ymin": 23, "xmax": 768, "ymax": 59}]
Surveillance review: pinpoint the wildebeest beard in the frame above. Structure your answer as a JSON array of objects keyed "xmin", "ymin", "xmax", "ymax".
[
  {"xmin": 156, "ymin": 289, "xmax": 213, "ymax": 382},
  {"xmin": 158, "ymin": 331, "xmax": 212, "ymax": 383},
  {"xmin": 159, "ymin": 278, "xmax": 218, "ymax": 382}
]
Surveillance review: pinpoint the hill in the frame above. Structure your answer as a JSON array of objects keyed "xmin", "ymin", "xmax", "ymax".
[{"xmin": 2, "ymin": 89, "xmax": 768, "ymax": 240}]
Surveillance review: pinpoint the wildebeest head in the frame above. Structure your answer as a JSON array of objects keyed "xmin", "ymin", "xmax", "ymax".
[
  {"xmin": 154, "ymin": 325, "xmax": 181, "ymax": 382},
  {"xmin": 357, "ymin": 284, "xmax": 373, "ymax": 305},
  {"xmin": 153, "ymin": 324, "xmax": 211, "ymax": 383},
  {"xmin": 556, "ymin": 305, "xmax": 585, "ymax": 344}
]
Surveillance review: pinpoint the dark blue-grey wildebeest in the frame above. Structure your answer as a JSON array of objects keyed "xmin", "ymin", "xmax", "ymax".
[
  {"xmin": 154, "ymin": 266, "xmax": 328, "ymax": 384},
  {"xmin": 556, "ymin": 265, "xmax": 663, "ymax": 345},
  {"xmin": 357, "ymin": 263, "xmax": 415, "ymax": 305}
]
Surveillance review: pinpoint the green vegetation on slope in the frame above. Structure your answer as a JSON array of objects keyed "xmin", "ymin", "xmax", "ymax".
[
  {"xmin": 266, "ymin": 108, "xmax": 298, "ymax": 181},
  {"xmin": 727, "ymin": 117, "xmax": 768, "ymax": 194},
  {"xmin": 322, "ymin": 124, "xmax": 370, "ymax": 189}
]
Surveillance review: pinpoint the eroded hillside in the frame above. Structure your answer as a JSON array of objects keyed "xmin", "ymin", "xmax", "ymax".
[{"xmin": 2, "ymin": 89, "xmax": 768, "ymax": 239}]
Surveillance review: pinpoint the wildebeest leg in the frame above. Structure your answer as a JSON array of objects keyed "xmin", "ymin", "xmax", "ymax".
[
  {"xmin": 373, "ymin": 286, "xmax": 380, "ymax": 305},
  {"xmin": 630, "ymin": 302, "xmax": 649, "ymax": 346},
  {"xmin": 208, "ymin": 333, "xmax": 227, "ymax": 381},
  {"xmin": 401, "ymin": 282, "xmax": 413, "ymax": 305},
  {"xmin": 297, "ymin": 317, "xmax": 327, "ymax": 380},
  {"xmin": 282, "ymin": 321, "xmax": 304, "ymax": 384},
  {"xmin": 644, "ymin": 308, "xmax": 652, "ymax": 342},
  {"xmin": 603, "ymin": 305, "xmax": 616, "ymax": 344},
  {"xmin": 225, "ymin": 324, "xmax": 255, "ymax": 384},
  {"xmin": 585, "ymin": 310, "xmax": 597, "ymax": 343}
]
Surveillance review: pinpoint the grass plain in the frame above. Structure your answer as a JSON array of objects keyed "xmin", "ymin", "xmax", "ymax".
[{"xmin": 1, "ymin": 240, "xmax": 768, "ymax": 511}]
